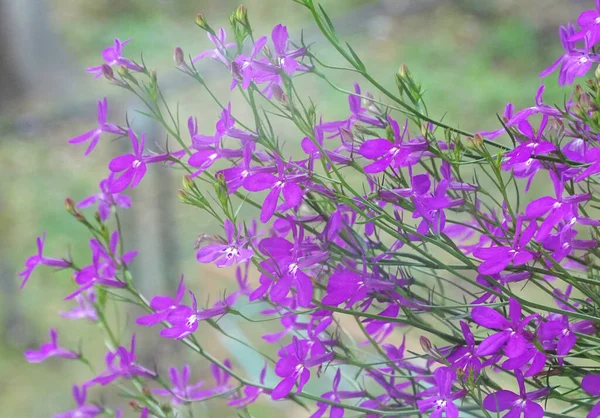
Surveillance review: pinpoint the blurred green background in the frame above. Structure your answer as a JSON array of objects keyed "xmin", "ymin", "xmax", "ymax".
[{"xmin": 0, "ymin": 0, "xmax": 590, "ymax": 416}]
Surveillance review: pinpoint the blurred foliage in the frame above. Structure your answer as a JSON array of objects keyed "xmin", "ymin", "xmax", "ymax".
[{"xmin": 2, "ymin": 0, "xmax": 580, "ymax": 416}]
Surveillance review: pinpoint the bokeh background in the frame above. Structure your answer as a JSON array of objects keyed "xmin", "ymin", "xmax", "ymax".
[{"xmin": 0, "ymin": 0, "xmax": 593, "ymax": 416}]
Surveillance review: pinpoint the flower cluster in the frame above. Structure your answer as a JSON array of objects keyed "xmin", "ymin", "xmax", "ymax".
[{"xmin": 20, "ymin": 1, "xmax": 600, "ymax": 417}]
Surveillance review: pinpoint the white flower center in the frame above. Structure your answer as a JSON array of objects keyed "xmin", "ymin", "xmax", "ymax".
[
  {"xmin": 224, "ymin": 246, "xmax": 239, "ymax": 259},
  {"xmin": 132, "ymin": 159, "xmax": 142, "ymax": 168},
  {"xmin": 186, "ymin": 315, "xmax": 198, "ymax": 329},
  {"xmin": 288, "ymin": 263, "xmax": 299, "ymax": 276},
  {"xmin": 435, "ymin": 399, "xmax": 447, "ymax": 409},
  {"xmin": 579, "ymin": 57, "xmax": 589, "ymax": 65}
]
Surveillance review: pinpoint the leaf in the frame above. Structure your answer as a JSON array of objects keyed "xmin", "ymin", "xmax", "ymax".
[{"xmin": 346, "ymin": 42, "xmax": 366, "ymax": 71}]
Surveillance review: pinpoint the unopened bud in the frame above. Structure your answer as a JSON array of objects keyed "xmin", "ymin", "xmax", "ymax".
[
  {"xmin": 196, "ymin": 13, "xmax": 212, "ymax": 33},
  {"xmin": 419, "ymin": 336, "xmax": 432, "ymax": 353},
  {"xmin": 174, "ymin": 47, "xmax": 185, "ymax": 66},
  {"xmin": 595, "ymin": 64, "xmax": 600, "ymax": 80},
  {"xmin": 398, "ymin": 64, "xmax": 410, "ymax": 79},
  {"xmin": 183, "ymin": 175, "xmax": 195, "ymax": 191},
  {"xmin": 101, "ymin": 64, "xmax": 114, "ymax": 80},
  {"xmin": 65, "ymin": 197, "xmax": 85, "ymax": 221},
  {"xmin": 235, "ymin": 5, "xmax": 248, "ymax": 23},
  {"xmin": 467, "ymin": 133, "xmax": 484, "ymax": 147}
]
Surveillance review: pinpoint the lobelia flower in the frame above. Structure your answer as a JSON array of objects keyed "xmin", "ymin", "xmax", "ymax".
[
  {"xmin": 87, "ymin": 38, "xmax": 142, "ymax": 78},
  {"xmin": 359, "ymin": 116, "xmax": 427, "ymax": 174},
  {"xmin": 472, "ymin": 271, "xmax": 530, "ymax": 304},
  {"xmin": 160, "ymin": 291, "xmax": 236, "ymax": 339},
  {"xmin": 525, "ymin": 171, "xmax": 590, "ymax": 241},
  {"xmin": 228, "ymin": 364, "xmax": 268, "ymax": 409},
  {"xmin": 445, "ymin": 321, "xmax": 483, "ymax": 379},
  {"xmin": 243, "ymin": 154, "xmax": 307, "ymax": 222},
  {"xmin": 230, "ymin": 36, "xmax": 273, "ymax": 91},
  {"xmin": 24, "ymin": 328, "xmax": 78, "ymax": 363},
  {"xmin": 311, "ymin": 368, "xmax": 367, "ymax": 418},
  {"xmin": 136, "ymin": 275, "xmax": 186, "ymax": 327},
  {"xmin": 362, "ymin": 304, "xmax": 407, "ymax": 344},
  {"xmin": 501, "ymin": 116, "xmax": 556, "ymax": 169},
  {"xmin": 86, "ymin": 335, "xmax": 155, "ymax": 386},
  {"xmin": 271, "ymin": 336, "xmax": 334, "ymax": 400},
  {"xmin": 61, "ymin": 289, "xmax": 98, "ymax": 321},
  {"xmin": 568, "ymin": 1, "xmax": 600, "ymax": 47},
  {"xmin": 582, "ymin": 375, "xmax": 600, "ymax": 418},
  {"xmin": 192, "ymin": 28, "xmax": 236, "ymax": 66},
  {"xmin": 108, "ymin": 129, "xmax": 172, "ymax": 193},
  {"xmin": 416, "ymin": 367, "xmax": 466, "ymax": 418},
  {"xmin": 473, "ymin": 219, "xmax": 537, "ymax": 275},
  {"xmin": 270, "ymin": 24, "xmax": 307, "ymax": 75},
  {"xmin": 540, "ymin": 314, "xmax": 594, "ymax": 366},
  {"xmin": 196, "ymin": 219, "xmax": 254, "ymax": 267},
  {"xmin": 321, "ymin": 267, "xmax": 396, "ymax": 309},
  {"xmin": 540, "ymin": 23, "xmax": 600, "ymax": 85},
  {"xmin": 483, "ymin": 370, "xmax": 550, "ymax": 418},
  {"xmin": 53, "ymin": 385, "xmax": 102, "ymax": 418},
  {"xmin": 19, "ymin": 232, "xmax": 70, "ymax": 288},
  {"xmin": 77, "ymin": 176, "xmax": 132, "ymax": 222},
  {"xmin": 69, "ymin": 98, "xmax": 125, "ymax": 155},
  {"xmin": 472, "ymin": 298, "xmax": 538, "ymax": 359},
  {"xmin": 574, "ymin": 147, "xmax": 600, "ymax": 182},
  {"xmin": 255, "ymin": 224, "xmax": 327, "ymax": 307},
  {"xmin": 151, "ymin": 365, "xmax": 206, "ymax": 404},
  {"xmin": 505, "ymin": 85, "xmax": 562, "ymax": 126},
  {"xmin": 541, "ymin": 225, "xmax": 597, "ymax": 263},
  {"xmin": 65, "ymin": 233, "xmax": 136, "ymax": 300}
]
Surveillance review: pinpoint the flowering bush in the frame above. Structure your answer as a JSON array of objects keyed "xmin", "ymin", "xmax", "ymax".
[{"xmin": 20, "ymin": 1, "xmax": 600, "ymax": 417}]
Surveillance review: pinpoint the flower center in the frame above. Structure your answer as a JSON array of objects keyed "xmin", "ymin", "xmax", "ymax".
[
  {"xmin": 579, "ymin": 56, "xmax": 589, "ymax": 65},
  {"xmin": 435, "ymin": 399, "xmax": 447, "ymax": 409},
  {"xmin": 132, "ymin": 159, "xmax": 142, "ymax": 168},
  {"xmin": 224, "ymin": 246, "xmax": 239, "ymax": 259},
  {"xmin": 186, "ymin": 314, "xmax": 198, "ymax": 329},
  {"xmin": 513, "ymin": 398, "xmax": 527, "ymax": 408},
  {"xmin": 288, "ymin": 263, "xmax": 299, "ymax": 276}
]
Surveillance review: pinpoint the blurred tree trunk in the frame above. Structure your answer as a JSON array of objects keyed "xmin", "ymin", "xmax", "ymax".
[
  {"xmin": 0, "ymin": 0, "xmax": 75, "ymax": 111},
  {"xmin": 0, "ymin": 0, "xmax": 74, "ymax": 344}
]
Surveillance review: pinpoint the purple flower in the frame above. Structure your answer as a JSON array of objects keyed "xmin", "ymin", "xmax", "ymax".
[
  {"xmin": 160, "ymin": 291, "xmax": 236, "ymax": 339},
  {"xmin": 505, "ymin": 85, "xmax": 562, "ymax": 126},
  {"xmin": 192, "ymin": 28, "xmax": 235, "ymax": 66},
  {"xmin": 270, "ymin": 24, "xmax": 307, "ymax": 75},
  {"xmin": 540, "ymin": 23, "xmax": 600, "ymax": 85},
  {"xmin": 108, "ymin": 129, "xmax": 171, "ymax": 193},
  {"xmin": 24, "ymin": 329, "xmax": 78, "ymax": 363},
  {"xmin": 483, "ymin": 370, "xmax": 550, "ymax": 418},
  {"xmin": 53, "ymin": 386, "xmax": 101, "ymax": 418},
  {"xmin": 77, "ymin": 177, "xmax": 132, "ymax": 222},
  {"xmin": 87, "ymin": 38, "xmax": 142, "ymax": 78},
  {"xmin": 540, "ymin": 314, "xmax": 594, "ymax": 366},
  {"xmin": 582, "ymin": 375, "xmax": 600, "ymax": 418},
  {"xmin": 19, "ymin": 233, "xmax": 70, "ymax": 289},
  {"xmin": 60, "ymin": 289, "xmax": 98, "ymax": 321},
  {"xmin": 311, "ymin": 369, "xmax": 366, "ymax": 418},
  {"xmin": 136, "ymin": 275, "xmax": 186, "ymax": 327},
  {"xmin": 243, "ymin": 155, "xmax": 306, "ymax": 223},
  {"xmin": 271, "ymin": 336, "xmax": 334, "ymax": 400},
  {"xmin": 525, "ymin": 171, "xmax": 590, "ymax": 241},
  {"xmin": 569, "ymin": 1, "xmax": 600, "ymax": 47},
  {"xmin": 69, "ymin": 98, "xmax": 125, "ymax": 155},
  {"xmin": 196, "ymin": 219, "xmax": 254, "ymax": 267},
  {"xmin": 86, "ymin": 335, "xmax": 155, "ymax": 386},
  {"xmin": 472, "ymin": 298, "xmax": 538, "ymax": 358},
  {"xmin": 473, "ymin": 219, "xmax": 537, "ymax": 275},
  {"xmin": 359, "ymin": 117, "xmax": 427, "ymax": 173},
  {"xmin": 228, "ymin": 364, "xmax": 268, "ymax": 409},
  {"xmin": 502, "ymin": 116, "xmax": 556, "ymax": 168},
  {"xmin": 416, "ymin": 367, "xmax": 466, "ymax": 418},
  {"xmin": 152, "ymin": 365, "xmax": 206, "ymax": 404},
  {"xmin": 446, "ymin": 321, "xmax": 483, "ymax": 379}
]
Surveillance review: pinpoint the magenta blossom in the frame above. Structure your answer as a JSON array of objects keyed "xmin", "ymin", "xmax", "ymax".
[
  {"xmin": 136, "ymin": 275, "xmax": 186, "ymax": 327},
  {"xmin": 54, "ymin": 386, "xmax": 102, "ymax": 418},
  {"xmin": 483, "ymin": 370, "xmax": 550, "ymax": 418},
  {"xmin": 86, "ymin": 335, "xmax": 155, "ymax": 386},
  {"xmin": 87, "ymin": 38, "xmax": 142, "ymax": 78},
  {"xmin": 196, "ymin": 219, "xmax": 254, "ymax": 267},
  {"xmin": 417, "ymin": 367, "xmax": 466, "ymax": 418},
  {"xmin": 69, "ymin": 98, "xmax": 125, "ymax": 155},
  {"xmin": 472, "ymin": 298, "xmax": 538, "ymax": 359},
  {"xmin": 19, "ymin": 233, "xmax": 70, "ymax": 289},
  {"xmin": 24, "ymin": 329, "xmax": 78, "ymax": 363},
  {"xmin": 272, "ymin": 337, "xmax": 334, "ymax": 400},
  {"xmin": 228, "ymin": 364, "xmax": 268, "ymax": 409},
  {"xmin": 311, "ymin": 369, "xmax": 366, "ymax": 418},
  {"xmin": 108, "ymin": 129, "xmax": 171, "ymax": 193},
  {"xmin": 152, "ymin": 365, "xmax": 206, "ymax": 404},
  {"xmin": 60, "ymin": 290, "xmax": 98, "ymax": 321},
  {"xmin": 192, "ymin": 28, "xmax": 235, "ymax": 66},
  {"xmin": 77, "ymin": 176, "xmax": 132, "ymax": 222},
  {"xmin": 582, "ymin": 375, "xmax": 600, "ymax": 418}
]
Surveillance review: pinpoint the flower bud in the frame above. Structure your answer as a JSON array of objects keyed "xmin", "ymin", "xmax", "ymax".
[
  {"xmin": 235, "ymin": 5, "xmax": 248, "ymax": 23},
  {"xmin": 174, "ymin": 47, "xmax": 185, "ymax": 66},
  {"xmin": 196, "ymin": 13, "xmax": 208, "ymax": 29},
  {"xmin": 101, "ymin": 64, "xmax": 114, "ymax": 80},
  {"xmin": 595, "ymin": 64, "xmax": 600, "ymax": 80},
  {"xmin": 398, "ymin": 64, "xmax": 410, "ymax": 79},
  {"xmin": 467, "ymin": 133, "xmax": 484, "ymax": 148},
  {"xmin": 183, "ymin": 175, "xmax": 195, "ymax": 191},
  {"xmin": 65, "ymin": 197, "xmax": 85, "ymax": 221}
]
